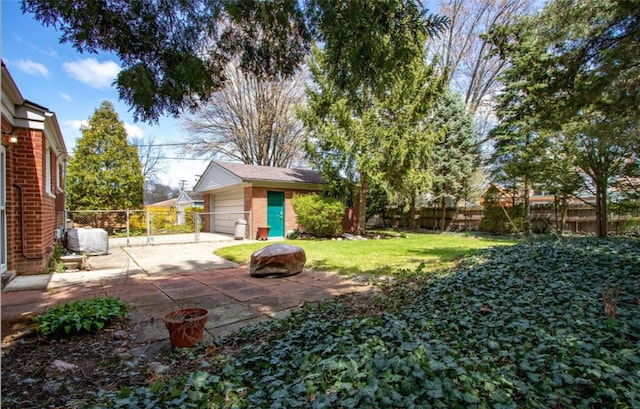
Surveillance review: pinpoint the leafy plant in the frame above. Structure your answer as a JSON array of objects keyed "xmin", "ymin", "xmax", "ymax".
[
  {"xmin": 33, "ymin": 296, "xmax": 129, "ymax": 336},
  {"xmin": 95, "ymin": 237, "xmax": 640, "ymax": 408},
  {"xmin": 291, "ymin": 193, "xmax": 345, "ymax": 237},
  {"xmin": 46, "ymin": 242, "xmax": 66, "ymax": 273}
]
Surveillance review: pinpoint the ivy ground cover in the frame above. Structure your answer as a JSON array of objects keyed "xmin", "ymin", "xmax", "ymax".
[
  {"xmin": 102, "ymin": 238, "xmax": 639, "ymax": 408},
  {"xmin": 215, "ymin": 232, "xmax": 514, "ymax": 275}
]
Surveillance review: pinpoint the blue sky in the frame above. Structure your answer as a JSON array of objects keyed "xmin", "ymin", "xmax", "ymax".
[{"xmin": 1, "ymin": 1, "xmax": 209, "ymax": 190}]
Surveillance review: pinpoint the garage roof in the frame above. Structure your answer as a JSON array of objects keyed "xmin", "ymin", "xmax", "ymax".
[{"xmin": 194, "ymin": 161, "xmax": 324, "ymax": 192}]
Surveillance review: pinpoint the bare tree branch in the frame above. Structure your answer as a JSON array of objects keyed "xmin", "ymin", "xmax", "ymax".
[
  {"xmin": 180, "ymin": 61, "xmax": 306, "ymax": 167},
  {"xmin": 428, "ymin": 0, "xmax": 536, "ymax": 114},
  {"xmin": 131, "ymin": 136, "xmax": 167, "ymax": 182}
]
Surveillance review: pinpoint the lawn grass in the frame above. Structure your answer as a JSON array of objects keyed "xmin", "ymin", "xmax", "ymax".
[{"xmin": 215, "ymin": 231, "xmax": 516, "ymax": 275}]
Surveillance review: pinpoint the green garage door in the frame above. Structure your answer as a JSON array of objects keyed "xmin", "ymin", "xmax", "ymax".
[{"xmin": 267, "ymin": 191, "xmax": 284, "ymax": 237}]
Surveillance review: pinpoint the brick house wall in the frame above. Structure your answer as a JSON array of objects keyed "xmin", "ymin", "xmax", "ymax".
[
  {"xmin": 10, "ymin": 128, "xmax": 58, "ymax": 274},
  {"xmin": 195, "ymin": 162, "xmax": 325, "ymax": 239},
  {"xmin": 202, "ymin": 185, "xmax": 322, "ymax": 239},
  {"xmin": 247, "ymin": 186, "xmax": 321, "ymax": 239},
  {"xmin": 2, "ymin": 61, "xmax": 67, "ymax": 276}
]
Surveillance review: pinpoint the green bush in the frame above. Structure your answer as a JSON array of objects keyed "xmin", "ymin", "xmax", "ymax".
[
  {"xmin": 291, "ymin": 194, "xmax": 345, "ymax": 237},
  {"xmin": 482, "ymin": 202, "xmax": 524, "ymax": 234},
  {"xmin": 185, "ymin": 206, "xmax": 204, "ymax": 231},
  {"xmin": 33, "ymin": 296, "xmax": 129, "ymax": 336}
]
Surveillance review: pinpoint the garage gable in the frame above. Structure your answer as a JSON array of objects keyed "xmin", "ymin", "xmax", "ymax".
[{"xmin": 194, "ymin": 162, "xmax": 243, "ymax": 192}]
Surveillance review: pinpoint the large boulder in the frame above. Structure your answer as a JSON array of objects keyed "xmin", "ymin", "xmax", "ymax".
[{"xmin": 250, "ymin": 244, "xmax": 306, "ymax": 278}]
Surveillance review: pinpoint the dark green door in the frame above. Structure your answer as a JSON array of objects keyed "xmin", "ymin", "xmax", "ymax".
[{"xmin": 267, "ymin": 191, "xmax": 285, "ymax": 237}]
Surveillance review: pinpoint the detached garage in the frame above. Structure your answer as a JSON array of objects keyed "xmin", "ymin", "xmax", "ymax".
[{"xmin": 194, "ymin": 162, "xmax": 324, "ymax": 239}]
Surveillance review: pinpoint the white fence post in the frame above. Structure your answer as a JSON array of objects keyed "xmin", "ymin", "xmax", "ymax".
[
  {"xmin": 126, "ymin": 209, "xmax": 130, "ymax": 246},
  {"xmin": 146, "ymin": 209, "xmax": 151, "ymax": 245},
  {"xmin": 195, "ymin": 212, "xmax": 200, "ymax": 243}
]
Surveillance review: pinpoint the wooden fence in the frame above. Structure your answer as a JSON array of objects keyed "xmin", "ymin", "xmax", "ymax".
[{"xmin": 371, "ymin": 204, "xmax": 638, "ymax": 235}]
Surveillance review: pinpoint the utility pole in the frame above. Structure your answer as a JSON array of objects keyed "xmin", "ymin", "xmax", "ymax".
[{"xmin": 179, "ymin": 179, "xmax": 188, "ymax": 191}]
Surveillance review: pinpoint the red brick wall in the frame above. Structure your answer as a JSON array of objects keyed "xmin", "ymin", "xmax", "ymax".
[
  {"xmin": 200, "ymin": 186, "xmax": 322, "ymax": 239},
  {"xmin": 202, "ymin": 194, "xmax": 211, "ymax": 232},
  {"xmin": 3, "ymin": 119, "xmax": 17, "ymax": 274},
  {"xmin": 249, "ymin": 187, "xmax": 321, "ymax": 239},
  {"xmin": 5, "ymin": 127, "xmax": 57, "ymax": 274}
]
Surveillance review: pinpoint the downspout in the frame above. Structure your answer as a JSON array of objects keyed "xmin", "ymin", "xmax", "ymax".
[{"xmin": 12, "ymin": 183, "xmax": 44, "ymax": 259}]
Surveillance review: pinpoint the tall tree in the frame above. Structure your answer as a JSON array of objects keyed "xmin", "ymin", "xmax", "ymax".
[
  {"xmin": 429, "ymin": 90, "xmax": 479, "ymax": 230},
  {"xmin": 23, "ymin": 0, "xmax": 310, "ymax": 122},
  {"xmin": 564, "ymin": 110, "xmax": 637, "ymax": 237},
  {"xmin": 144, "ymin": 180, "xmax": 179, "ymax": 205},
  {"xmin": 537, "ymin": 133, "xmax": 584, "ymax": 233},
  {"xmin": 489, "ymin": 0, "xmax": 640, "ymax": 237},
  {"xmin": 23, "ymin": 0, "xmax": 444, "ymax": 125},
  {"xmin": 428, "ymin": 0, "xmax": 536, "ymax": 114},
  {"xmin": 301, "ymin": 43, "xmax": 445, "ymax": 233},
  {"xmin": 131, "ymin": 136, "xmax": 166, "ymax": 182},
  {"xmin": 180, "ymin": 61, "xmax": 306, "ymax": 167},
  {"xmin": 300, "ymin": 1, "xmax": 447, "ymax": 234},
  {"xmin": 67, "ymin": 101, "xmax": 144, "ymax": 210}
]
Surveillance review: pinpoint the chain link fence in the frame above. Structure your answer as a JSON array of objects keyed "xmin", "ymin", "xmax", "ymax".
[{"xmin": 66, "ymin": 208, "xmax": 236, "ymax": 246}]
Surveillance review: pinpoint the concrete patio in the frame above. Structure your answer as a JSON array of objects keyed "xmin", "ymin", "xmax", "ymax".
[{"xmin": 1, "ymin": 239, "xmax": 372, "ymax": 348}]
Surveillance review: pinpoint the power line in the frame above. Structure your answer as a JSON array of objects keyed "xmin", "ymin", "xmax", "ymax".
[
  {"xmin": 133, "ymin": 141, "xmax": 210, "ymax": 147},
  {"xmin": 155, "ymin": 157, "xmax": 212, "ymax": 161}
]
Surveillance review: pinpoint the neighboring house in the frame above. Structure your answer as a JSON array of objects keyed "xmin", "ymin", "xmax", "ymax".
[
  {"xmin": 479, "ymin": 183, "xmax": 596, "ymax": 207},
  {"xmin": 176, "ymin": 190, "xmax": 204, "ymax": 225},
  {"xmin": 146, "ymin": 190, "xmax": 204, "ymax": 226},
  {"xmin": 1, "ymin": 61, "xmax": 67, "ymax": 278},
  {"xmin": 194, "ymin": 162, "xmax": 324, "ymax": 239}
]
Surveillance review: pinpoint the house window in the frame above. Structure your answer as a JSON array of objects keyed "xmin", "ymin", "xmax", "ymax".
[
  {"xmin": 45, "ymin": 143, "xmax": 52, "ymax": 195},
  {"xmin": 57, "ymin": 162, "xmax": 63, "ymax": 190}
]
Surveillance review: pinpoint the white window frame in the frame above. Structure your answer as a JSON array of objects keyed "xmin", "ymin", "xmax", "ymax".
[
  {"xmin": 45, "ymin": 142, "xmax": 52, "ymax": 195},
  {"xmin": 56, "ymin": 162, "xmax": 63, "ymax": 191}
]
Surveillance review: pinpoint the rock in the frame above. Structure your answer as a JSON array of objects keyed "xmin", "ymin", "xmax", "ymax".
[
  {"xmin": 113, "ymin": 347, "xmax": 133, "ymax": 360},
  {"xmin": 49, "ymin": 359, "xmax": 77, "ymax": 372},
  {"xmin": 112, "ymin": 330, "xmax": 129, "ymax": 340},
  {"xmin": 147, "ymin": 361, "xmax": 170, "ymax": 375},
  {"xmin": 43, "ymin": 380, "xmax": 63, "ymax": 394},
  {"xmin": 250, "ymin": 244, "xmax": 306, "ymax": 278}
]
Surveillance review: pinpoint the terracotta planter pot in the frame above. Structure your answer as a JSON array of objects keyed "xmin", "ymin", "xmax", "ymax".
[
  {"xmin": 162, "ymin": 308, "xmax": 209, "ymax": 349},
  {"xmin": 256, "ymin": 226, "xmax": 270, "ymax": 240}
]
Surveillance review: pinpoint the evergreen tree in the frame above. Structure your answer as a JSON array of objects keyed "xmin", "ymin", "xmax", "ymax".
[
  {"xmin": 300, "ymin": 47, "xmax": 445, "ymax": 233},
  {"xmin": 429, "ymin": 90, "xmax": 478, "ymax": 230},
  {"xmin": 488, "ymin": 0, "xmax": 640, "ymax": 237},
  {"xmin": 67, "ymin": 101, "xmax": 144, "ymax": 211}
]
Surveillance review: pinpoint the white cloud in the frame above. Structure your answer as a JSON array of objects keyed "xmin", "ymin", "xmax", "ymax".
[
  {"xmin": 59, "ymin": 92, "xmax": 72, "ymax": 101},
  {"xmin": 63, "ymin": 120, "xmax": 88, "ymax": 131},
  {"xmin": 16, "ymin": 59, "xmax": 50, "ymax": 77},
  {"xmin": 62, "ymin": 58, "xmax": 120, "ymax": 89},
  {"xmin": 124, "ymin": 123, "xmax": 144, "ymax": 139}
]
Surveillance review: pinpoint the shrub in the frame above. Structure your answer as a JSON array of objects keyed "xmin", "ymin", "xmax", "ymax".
[
  {"xmin": 291, "ymin": 194, "xmax": 345, "ymax": 237},
  {"xmin": 46, "ymin": 242, "xmax": 66, "ymax": 273},
  {"xmin": 33, "ymin": 296, "xmax": 129, "ymax": 336},
  {"xmin": 482, "ymin": 202, "xmax": 524, "ymax": 234},
  {"xmin": 184, "ymin": 206, "xmax": 204, "ymax": 230}
]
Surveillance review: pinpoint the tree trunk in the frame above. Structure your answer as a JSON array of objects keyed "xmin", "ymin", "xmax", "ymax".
[
  {"xmin": 356, "ymin": 173, "xmax": 368, "ymax": 235},
  {"xmin": 440, "ymin": 196, "xmax": 447, "ymax": 231},
  {"xmin": 595, "ymin": 180, "xmax": 608, "ymax": 238},
  {"xmin": 409, "ymin": 193, "xmax": 417, "ymax": 230},
  {"xmin": 560, "ymin": 193, "xmax": 568, "ymax": 235},
  {"xmin": 523, "ymin": 177, "xmax": 531, "ymax": 235}
]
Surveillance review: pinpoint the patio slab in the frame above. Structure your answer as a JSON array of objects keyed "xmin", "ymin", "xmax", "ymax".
[{"xmin": 2, "ymin": 240, "xmax": 374, "ymax": 348}]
